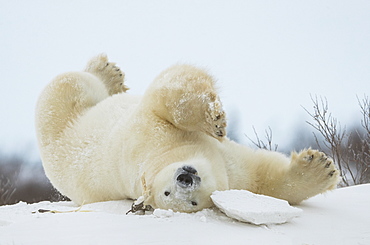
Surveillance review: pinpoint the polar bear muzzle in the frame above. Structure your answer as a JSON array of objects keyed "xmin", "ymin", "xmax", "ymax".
[{"xmin": 175, "ymin": 166, "xmax": 201, "ymax": 189}]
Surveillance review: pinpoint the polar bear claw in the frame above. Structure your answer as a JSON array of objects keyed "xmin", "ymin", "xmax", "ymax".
[
  {"xmin": 281, "ymin": 149, "xmax": 341, "ymax": 204},
  {"xmin": 294, "ymin": 149, "xmax": 338, "ymax": 179},
  {"xmin": 206, "ymin": 98, "xmax": 226, "ymax": 138}
]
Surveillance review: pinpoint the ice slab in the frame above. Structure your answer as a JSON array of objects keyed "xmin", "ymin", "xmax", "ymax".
[{"xmin": 211, "ymin": 190, "xmax": 302, "ymax": 225}]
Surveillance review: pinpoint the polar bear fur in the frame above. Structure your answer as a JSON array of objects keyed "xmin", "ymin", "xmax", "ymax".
[{"xmin": 36, "ymin": 54, "xmax": 340, "ymax": 212}]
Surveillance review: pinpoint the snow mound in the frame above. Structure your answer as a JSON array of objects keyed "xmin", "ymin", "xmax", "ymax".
[
  {"xmin": 211, "ymin": 190, "xmax": 302, "ymax": 225},
  {"xmin": 153, "ymin": 208, "xmax": 174, "ymax": 218},
  {"xmin": 1, "ymin": 185, "xmax": 370, "ymax": 244}
]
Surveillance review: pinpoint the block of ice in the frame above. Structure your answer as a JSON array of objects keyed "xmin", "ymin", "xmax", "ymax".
[{"xmin": 211, "ymin": 190, "xmax": 302, "ymax": 225}]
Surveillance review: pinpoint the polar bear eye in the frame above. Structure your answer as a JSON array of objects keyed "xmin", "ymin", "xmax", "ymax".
[
  {"xmin": 164, "ymin": 191, "xmax": 170, "ymax": 196},
  {"xmin": 191, "ymin": 201, "xmax": 197, "ymax": 206}
]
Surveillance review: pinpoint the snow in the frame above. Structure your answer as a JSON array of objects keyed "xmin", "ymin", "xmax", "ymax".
[
  {"xmin": 153, "ymin": 209, "xmax": 174, "ymax": 218},
  {"xmin": 211, "ymin": 190, "xmax": 302, "ymax": 225},
  {"xmin": 1, "ymin": 184, "xmax": 370, "ymax": 244}
]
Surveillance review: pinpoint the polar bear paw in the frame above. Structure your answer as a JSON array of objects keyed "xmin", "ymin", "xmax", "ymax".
[
  {"xmin": 205, "ymin": 95, "xmax": 227, "ymax": 139},
  {"xmin": 85, "ymin": 54, "xmax": 129, "ymax": 95},
  {"xmin": 290, "ymin": 149, "xmax": 341, "ymax": 192}
]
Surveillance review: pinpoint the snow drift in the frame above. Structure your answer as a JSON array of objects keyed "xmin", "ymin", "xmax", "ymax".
[{"xmin": 1, "ymin": 184, "xmax": 369, "ymax": 244}]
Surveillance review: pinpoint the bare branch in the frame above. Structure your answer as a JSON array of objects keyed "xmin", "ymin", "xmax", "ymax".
[
  {"xmin": 245, "ymin": 126, "xmax": 278, "ymax": 151},
  {"xmin": 0, "ymin": 176, "xmax": 17, "ymax": 205},
  {"xmin": 304, "ymin": 95, "xmax": 370, "ymax": 186}
]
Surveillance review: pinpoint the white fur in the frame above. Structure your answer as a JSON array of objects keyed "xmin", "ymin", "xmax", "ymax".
[{"xmin": 36, "ymin": 54, "xmax": 340, "ymax": 212}]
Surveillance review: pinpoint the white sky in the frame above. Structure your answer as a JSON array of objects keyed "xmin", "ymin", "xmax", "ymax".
[{"xmin": 1, "ymin": 0, "xmax": 369, "ymax": 156}]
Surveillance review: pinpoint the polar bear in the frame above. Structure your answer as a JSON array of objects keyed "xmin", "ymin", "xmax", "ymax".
[{"xmin": 36, "ymin": 54, "xmax": 340, "ymax": 212}]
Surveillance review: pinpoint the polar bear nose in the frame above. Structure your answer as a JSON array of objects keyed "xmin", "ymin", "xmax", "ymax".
[
  {"xmin": 177, "ymin": 173, "xmax": 194, "ymax": 187},
  {"xmin": 176, "ymin": 166, "xmax": 201, "ymax": 188}
]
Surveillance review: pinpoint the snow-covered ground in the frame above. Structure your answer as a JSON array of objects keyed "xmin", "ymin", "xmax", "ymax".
[{"xmin": 1, "ymin": 184, "xmax": 369, "ymax": 245}]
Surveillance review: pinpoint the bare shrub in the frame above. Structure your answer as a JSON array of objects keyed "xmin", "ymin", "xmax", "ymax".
[
  {"xmin": 245, "ymin": 126, "xmax": 278, "ymax": 151},
  {"xmin": 304, "ymin": 95, "xmax": 370, "ymax": 186},
  {"xmin": 0, "ymin": 176, "xmax": 16, "ymax": 205},
  {"xmin": 0, "ymin": 151, "xmax": 68, "ymax": 206},
  {"xmin": 0, "ymin": 154, "xmax": 21, "ymax": 205}
]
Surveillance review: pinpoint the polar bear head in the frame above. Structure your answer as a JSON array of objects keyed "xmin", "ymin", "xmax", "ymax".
[{"xmin": 149, "ymin": 158, "xmax": 221, "ymax": 212}]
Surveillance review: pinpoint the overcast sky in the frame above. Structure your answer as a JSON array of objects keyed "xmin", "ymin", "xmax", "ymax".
[{"xmin": 1, "ymin": 1, "xmax": 369, "ymax": 157}]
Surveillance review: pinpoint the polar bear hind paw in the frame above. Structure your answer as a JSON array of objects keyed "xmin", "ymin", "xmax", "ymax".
[
  {"xmin": 85, "ymin": 54, "xmax": 129, "ymax": 95},
  {"xmin": 291, "ymin": 149, "xmax": 341, "ymax": 192}
]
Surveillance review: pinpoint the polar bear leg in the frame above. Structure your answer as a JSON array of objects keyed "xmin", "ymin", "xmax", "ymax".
[
  {"xmin": 146, "ymin": 65, "xmax": 227, "ymax": 140},
  {"xmin": 36, "ymin": 54, "xmax": 127, "ymax": 146},
  {"xmin": 254, "ymin": 149, "xmax": 340, "ymax": 204}
]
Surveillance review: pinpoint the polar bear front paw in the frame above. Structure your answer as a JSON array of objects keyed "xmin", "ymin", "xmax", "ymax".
[
  {"xmin": 290, "ymin": 149, "xmax": 340, "ymax": 194},
  {"xmin": 205, "ymin": 95, "xmax": 227, "ymax": 139},
  {"xmin": 85, "ymin": 54, "xmax": 129, "ymax": 95}
]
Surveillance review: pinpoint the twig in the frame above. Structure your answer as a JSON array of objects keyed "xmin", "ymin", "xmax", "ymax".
[{"xmin": 245, "ymin": 126, "xmax": 278, "ymax": 151}]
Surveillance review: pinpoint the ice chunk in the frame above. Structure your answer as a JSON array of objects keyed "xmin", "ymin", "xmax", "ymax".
[
  {"xmin": 153, "ymin": 209, "xmax": 174, "ymax": 218},
  {"xmin": 211, "ymin": 190, "xmax": 302, "ymax": 225}
]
